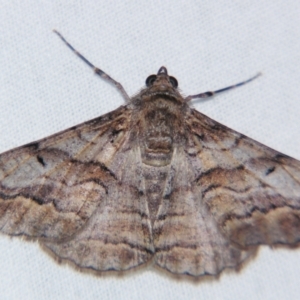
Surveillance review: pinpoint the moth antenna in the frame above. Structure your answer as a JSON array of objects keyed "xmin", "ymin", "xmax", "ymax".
[
  {"xmin": 185, "ymin": 72, "xmax": 262, "ymax": 102},
  {"xmin": 53, "ymin": 29, "xmax": 131, "ymax": 102}
]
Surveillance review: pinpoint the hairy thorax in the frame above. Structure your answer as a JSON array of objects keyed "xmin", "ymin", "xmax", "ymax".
[{"xmin": 134, "ymin": 96, "xmax": 186, "ymax": 167}]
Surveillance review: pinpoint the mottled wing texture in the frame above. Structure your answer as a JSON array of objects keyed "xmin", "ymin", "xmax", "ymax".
[
  {"xmin": 0, "ymin": 105, "xmax": 153, "ymax": 272},
  {"xmin": 153, "ymin": 146, "xmax": 253, "ymax": 276},
  {"xmin": 2, "ymin": 96, "xmax": 300, "ymax": 279},
  {"xmin": 154, "ymin": 108, "xmax": 300, "ymax": 276}
]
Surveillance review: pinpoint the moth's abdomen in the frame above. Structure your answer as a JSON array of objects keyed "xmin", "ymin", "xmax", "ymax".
[
  {"xmin": 141, "ymin": 148, "xmax": 173, "ymax": 167},
  {"xmin": 142, "ymin": 132, "xmax": 173, "ymax": 166},
  {"xmin": 145, "ymin": 136, "xmax": 172, "ymax": 153}
]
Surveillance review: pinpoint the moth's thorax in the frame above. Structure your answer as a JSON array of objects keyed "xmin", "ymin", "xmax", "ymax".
[{"xmin": 136, "ymin": 95, "xmax": 186, "ymax": 167}]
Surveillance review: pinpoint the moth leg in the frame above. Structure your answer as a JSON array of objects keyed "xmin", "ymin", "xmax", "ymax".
[
  {"xmin": 184, "ymin": 72, "xmax": 262, "ymax": 102},
  {"xmin": 53, "ymin": 30, "xmax": 131, "ymax": 102}
]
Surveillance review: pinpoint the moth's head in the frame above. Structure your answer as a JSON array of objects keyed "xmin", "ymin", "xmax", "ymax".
[
  {"xmin": 145, "ymin": 67, "xmax": 178, "ymax": 90},
  {"xmin": 139, "ymin": 66, "xmax": 184, "ymax": 101}
]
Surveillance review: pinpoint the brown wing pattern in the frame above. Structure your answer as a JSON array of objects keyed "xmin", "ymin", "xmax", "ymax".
[
  {"xmin": 153, "ymin": 108, "xmax": 300, "ymax": 277},
  {"xmin": 152, "ymin": 146, "xmax": 253, "ymax": 276},
  {"xmin": 187, "ymin": 109, "xmax": 300, "ymax": 248},
  {"xmin": 0, "ymin": 105, "xmax": 153, "ymax": 272},
  {"xmin": 2, "ymin": 72, "xmax": 300, "ymax": 278}
]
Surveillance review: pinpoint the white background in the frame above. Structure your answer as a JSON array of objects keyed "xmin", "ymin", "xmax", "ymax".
[{"xmin": 1, "ymin": 1, "xmax": 300, "ymax": 299}]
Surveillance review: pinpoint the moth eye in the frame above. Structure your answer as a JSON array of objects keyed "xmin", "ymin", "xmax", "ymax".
[
  {"xmin": 145, "ymin": 75, "xmax": 157, "ymax": 87},
  {"xmin": 169, "ymin": 76, "xmax": 178, "ymax": 88}
]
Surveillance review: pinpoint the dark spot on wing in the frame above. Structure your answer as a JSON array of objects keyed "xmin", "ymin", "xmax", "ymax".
[
  {"xmin": 37, "ymin": 155, "xmax": 46, "ymax": 166},
  {"xmin": 265, "ymin": 166, "xmax": 275, "ymax": 176}
]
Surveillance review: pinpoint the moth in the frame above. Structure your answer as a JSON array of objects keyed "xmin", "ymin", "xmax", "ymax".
[{"xmin": 0, "ymin": 30, "xmax": 299, "ymax": 279}]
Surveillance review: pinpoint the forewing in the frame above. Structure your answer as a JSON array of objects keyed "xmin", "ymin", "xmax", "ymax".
[
  {"xmin": 187, "ymin": 108, "xmax": 300, "ymax": 248},
  {"xmin": 0, "ymin": 105, "xmax": 153, "ymax": 272}
]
